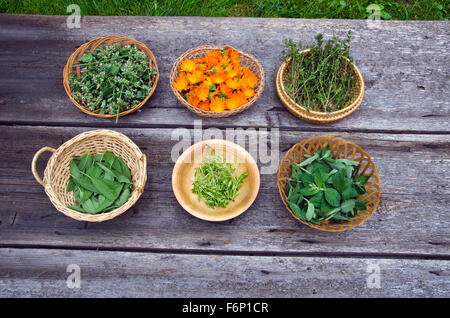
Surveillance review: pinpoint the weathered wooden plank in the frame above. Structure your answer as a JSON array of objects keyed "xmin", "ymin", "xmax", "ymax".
[
  {"xmin": 0, "ymin": 248, "xmax": 448, "ymax": 297},
  {"xmin": 0, "ymin": 14, "xmax": 448, "ymax": 132},
  {"xmin": 0, "ymin": 126, "xmax": 448, "ymax": 256}
]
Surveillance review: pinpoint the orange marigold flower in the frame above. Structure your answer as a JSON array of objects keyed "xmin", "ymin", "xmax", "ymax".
[
  {"xmin": 229, "ymin": 49, "xmax": 241, "ymax": 65},
  {"xmin": 204, "ymin": 51, "xmax": 221, "ymax": 68},
  {"xmin": 172, "ymin": 72, "xmax": 189, "ymax": 92},
  {"xmin": 198, "ymin": 100, "xmax": 210, "ymax": 111},
  {"xmin": 225, "ymin": 92, "xmax": 247, "ymax": 110},
  {"xmin": 241, "ymin": 67, "xmax": 258, "ymax": 88},
  {"xmin": 187, "ymin": 69, "xmax": 204, "ymax": 85},
  {"xmin": 219, "ymin": 83, "xmax": 233, "ymax": 98},
  {"xmin": 188, "ymin": 94, "xmax": 200, "ymax": 107},
  {"xmin": 210, "ymin": 96, "xmax": 226, "ymax": 112},
  {"xmin": 242, "ymin": 87, "xmax": 255, "ymax": 98},
  {"xmin": 225, "ymin": 77, "xmax": 241, "ymax": 90},
  {"xmin": 210, "ymin": 72, "xmax": 227, "ymax": 84},
  {"xmin": 180, "ymin": 60, "xmax": 196, "ymax": 73},
  {"xmin": 196, "ymin": 83, "xmax": 210, "ymax": 101}
]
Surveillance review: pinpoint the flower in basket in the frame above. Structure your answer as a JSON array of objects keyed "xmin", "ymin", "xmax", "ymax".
[{"xmin": 172, "ymin": 48, "xmax": 259, "ymax": 112}]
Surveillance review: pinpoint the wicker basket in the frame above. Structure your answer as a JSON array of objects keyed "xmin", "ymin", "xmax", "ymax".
[
  {"xmin": 31, "ymin": 130, "xmax": 147, "ymax": 222},
  {"xmin": 277, "ymin": 136, "xmax": 381, "ymax": 232},
  {"xmin": 276, "ymin": 49, "xmax": 365, "ymax": 124},
  {"xmin": 170, "ymin": 45, "xmax": 265, "ymax": 118},
  {"xmin": 63, "ymin": 35, "xmax": 159, "ymax": 119}
]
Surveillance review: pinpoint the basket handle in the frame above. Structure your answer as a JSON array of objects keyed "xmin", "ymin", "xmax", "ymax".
[
  {"xmin": 134, "ymin": 153, "xmax": 147, "ymax": 193},
  {"xmin": 31, "ymin": 147, "xmax": 56, "ymax": 186}
]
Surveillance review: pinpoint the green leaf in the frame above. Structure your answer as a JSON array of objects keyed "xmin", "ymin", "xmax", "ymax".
[
  {"xmin": 70, "ymin": 160, "xmax": 82, "ymax": 179},
  {"xmin": 66, "ymin": 178, "xmax": 75, "ymax": 192},
  {"xmin": 68, "ymin": 205, "xmax": 85, "ymax": 213},
  {"xmin": 78, "ymin": 154, "xmax": 93, "ymax": 172},
  {"xmin": 341, "ymin": 199, "xmax": 355, "ymax": 213},
  {"xmin": 116, "ymin": 157, "xmax": 131, "ymax": 180},
  {"xmin": 96, "ymin": 162, "xmax": 131, "ymax": 184},
  {"xmin": 80, "ymin": 52, "xmax": 93, "ymax": 63},
  {"xmin": 104, "ymin": 151, "xmax": 116, "ymax": 166},
  {"xmin": 72, "ymin": 175, "xmax": 98, "ymax": 193},
  {"xmin": 300, "ymin": 184, "xmax": 320, "ymax": 196},
  {"xmin": 331, "ymin": 170, "xmax": 346, "ymax": 193},
  {"xmin": 355, "ymin": 199, "xmax": 368, "ymax": 211},
  {"xmin": 299, "ymin": 171, "xmax": 314, "ymax": 185},
  {"xmin": 342, "ymin": 186, "xmax": 358, "ymax": 200},
  {"xmin": 289, "ymin": 202, "xmax": 305, "ymax": 220},
  {"xmin": 90, "ymin": 176, "xmax": 122, "ymax": 201},
  {"xmin": 299, "ymin": 152, "xmax": 319, "ymax": 167},
  {"xmin": 325, "ymin": 188, "xmax": 341, "ymax": 207},
  {"xmin": 305, "ymin": 201, "xmax": 315, "ymax": 221},
  {"xmin": 113, "ymin": 187, "xmax": 131, "ymax": 208}
]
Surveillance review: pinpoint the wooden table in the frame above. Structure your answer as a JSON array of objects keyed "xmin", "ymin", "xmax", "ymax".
[{"xmin": 0, "ymin": 14, "xmax": 449, "ymax": 298}]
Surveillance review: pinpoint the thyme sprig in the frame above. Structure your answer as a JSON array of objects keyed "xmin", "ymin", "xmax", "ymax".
[
  {"xmin": 68, "ymin": 43, "xmax": 157, "ymax": 122},
  {"xmin": 282, "ymin": 31, "xmax": 355, "ymax": 112}
]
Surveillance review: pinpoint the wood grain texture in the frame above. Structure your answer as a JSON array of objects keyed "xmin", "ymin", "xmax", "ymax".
[
  {"xmin": 1, "ymin": 126, "xmax": 448, "ymax": 256},
  {"xmin": 0, "ymin": 14, "xmax": 449, "ymax": 132},
  {"xmin": 0, "ymin": 248, "xmax": 448, "ymax": 297}
]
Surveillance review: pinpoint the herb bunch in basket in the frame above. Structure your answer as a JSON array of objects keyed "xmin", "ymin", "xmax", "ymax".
[
  {"xmin": 69, "ymin": 43, "xmax": 157, "ymax": 122},
  {"xmin": 282, "ymin": 31, "xmax": 356, "ymax": 113}
]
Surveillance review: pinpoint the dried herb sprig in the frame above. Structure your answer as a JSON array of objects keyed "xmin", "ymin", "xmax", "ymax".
[
  {"xmin": 282, "ymin": 31, "xmax": 355, "ymax": 112},
  {"xmin": 69, "ymin": 43, "xmax": 157, "ymax": 122},
  {"xmin": 192, "ymin": 154, "xmax": 248, "ymax": 209}
]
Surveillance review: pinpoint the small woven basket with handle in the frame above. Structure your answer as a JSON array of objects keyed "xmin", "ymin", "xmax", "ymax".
[
  {"xmin": 63, "ymin": 35, "xmax": 159, "ymax": 119},
  {"xmin": 31, "ymin": 129, "xmax": 147, "ymax": 222},
  {"xmin": 276, "ymin": 49, "xmax": 365, "ymax": 124},
  {"xmin": 170, "ymin": 45, "xmax": 265, "ymax": 118},
  {"xmin": 277, "ymin": 136, "xmax": 381, "ymax": 232}
]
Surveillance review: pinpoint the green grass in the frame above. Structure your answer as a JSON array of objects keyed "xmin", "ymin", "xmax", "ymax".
[{"xmin": 0, "ymin": 0, "xmax": 448, "ymax": 20}]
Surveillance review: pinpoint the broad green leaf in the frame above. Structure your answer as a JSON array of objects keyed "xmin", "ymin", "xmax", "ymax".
[
  {"xmin": 289, "ymin": 202, "xmax": 305, "ymax": 220},
  {"xmin": 72, "ymin": 175, "xmax": 98, "ymax": 193},
  {"xmin": 355, "ymin": 199, "xmax": 368, "ymax": 211},
  {"xmin": 66, "ymin": 178, "xmax": 75, "ymax": 192},
  {"xmin": 305, "ymin": 201, "xmax": 315, "ymax": 221},
  {"xmin": 78, "ymin": 154, "xmax": 93, "ymax": 172},
  {"xmin": 104, "ymin": 151, "xmax": 116, "ymax": 166},
  {"xmin": 96, "ymin": 162, "xmax": 131, "ymax": 184},
  {"xmin": 116, "ymin": 157, "xmax": 131, "ymax": 180},
  {"xmin": 342, "ymin": 187, "xmax": 358, "ymax": 200},
  {"xmin": 300, "ymin": 184, "xmax": 320, "ymax": 196},
  {"xmin": 325, "ymin": 188, "xmax": 341, "ymax": 207},
  {"xmin": 80, "ymin": 52, "xmax": 93, "ymax": 63},
  {"xmin": 68, "ymin": 205, "xmax": 85, "ymax": 213},
  {"xmin": 299, "ymin": 172, "xmax": 314, "ymax": 185},
  {"xmin": 331, "ymin": 170, "xmax": 346, "ymax": 193},
  {"xmin": 70, "ymin": 160, "xmax": 82, "ymax": 179},
  {"xmin": 341, "ymin": 199, "xmax": 355, "ymax": 213}
]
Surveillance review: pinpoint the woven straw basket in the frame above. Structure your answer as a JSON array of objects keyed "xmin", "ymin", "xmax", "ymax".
[
  {"xmin": 276, "ymin": 49, "xmax": 365, "ymax": 124},
  {"xmin": 170, "ymin": 45, "xmax": 265, "ymax": 118},
  {"xmin": 31, "ymin": 130, "xmax": 147, "ymax": 222},
  {"xmin": 63, "ymin": 35, "xmax": 159, "ymax": 119},
  {"xmin": 277, "ymin": 136, "xmax": 381, "ymax": 232}
]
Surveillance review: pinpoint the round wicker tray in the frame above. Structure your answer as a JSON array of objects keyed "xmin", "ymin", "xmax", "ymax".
[
  {"xmin": 277, "ymin": 136, "xmax": 381, "ymax": 232},
  {"xmin": 170, "ymin": 45, "xmax": 265, "ymax": 118},
  {"xmin": 63, "ymin": 35, "xmax": 159, "ymax": 119},
  {"xmin": 31, "ymin": 129, "xmax": 147, "ymax": 222},
  {"xmin": 276, "ymin": 49, "xmax": 365, "ymax": 124}
]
